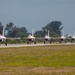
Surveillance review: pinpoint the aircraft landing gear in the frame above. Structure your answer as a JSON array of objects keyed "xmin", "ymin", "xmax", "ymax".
[
  {"xmin": 59, "ymin": 40, "xmax": 66, "ymax": 43},
  {"xmin": 44, "ymin": 41, "xmax": 45, "ymax": 44},
  {"xmin": 27, "ymin": 41, "xmax": 29, "ymax": 44},
  {"xmin": 5, "ymin": 42, "xmax": 7, "ymax": 46},
  {"xmin": 65, "ymin": 41, "xmax": 66, "ymax": 43},
  {"xmin": 27, "ymin": 41, "xmax": 36, "ymax": 44},
  {"xmin": 71, "ymin": 39, "xmax": 75, "ymax": 43},
  {"xmin": 34, "ymin": 41, "xmax": 36, "ymax": 44},
  {"xmin": 44, "ymin": 40, "xmax": 52, "ymax": 44},
  {"xmin": 50, "ymin": 41, "xmax": 52, "ymax": 43}
]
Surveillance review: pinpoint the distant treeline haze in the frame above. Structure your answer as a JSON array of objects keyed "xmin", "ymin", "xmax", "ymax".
[{"xmin": 0, "ymin": 21, "xmax": 63, "ymax": 38}]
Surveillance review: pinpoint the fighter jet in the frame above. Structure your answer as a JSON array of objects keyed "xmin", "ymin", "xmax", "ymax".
[
  {"xmin": 27, "ymin": 29, "xmax": 36, "ymax": 44},
  {"xmin": 71, "ymin": 34, "xmax": 75, "ymax": 43},
  {"xmin": 0, "ymin": 27, "xmax": 7, "ymax": 45},
  {"xmin": 59, "ymin": 31, "xmax": 66, "ymax": 43},
  {"xmin": 44, "ymin": 30, "xmax": 52, "ymax": 44}
]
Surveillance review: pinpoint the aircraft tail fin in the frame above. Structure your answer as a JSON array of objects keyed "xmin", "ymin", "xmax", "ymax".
[
  {"xmin": 48, "ymin": 30, "xmax": 50, "ymax": 36},
  {"xmin": 2, "ymin": 27, "xmax": 4, "ymax": 36},
  {"xmin": 61, "ymin": 31, "xmax": 64, "ymax": 37},
  {"xmin": 32, "ymin": 29, "xmax": 34, "ymax": 36}
]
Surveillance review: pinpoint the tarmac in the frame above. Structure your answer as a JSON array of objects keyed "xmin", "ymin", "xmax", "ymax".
[{"xmin": 0, "ymin": 43, "xmax": 75, "ymax": 48}]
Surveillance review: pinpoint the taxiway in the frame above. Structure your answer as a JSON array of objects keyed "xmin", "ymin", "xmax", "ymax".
[{"xmin": 0, "ymin": 43, "xmax": 75, "ymax": 48}]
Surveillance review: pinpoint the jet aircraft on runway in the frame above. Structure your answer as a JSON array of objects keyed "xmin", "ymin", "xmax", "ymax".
[
  {"xmin": 0, "ymin": 27, "xmax": 7, "ymax": 45},
  {"xmin": 71, "ymin": 34, "xmax": 75, "ymax": 43},
  {"xmin": 27, "ymin": 29, "xmax": 36, "ymax": 44},
  {"xmin": 59, "ymin": 31, "xmax": 66, "ymax": 43},
  {"xmin": 44, "ymin": 30, "xmax": 52, "ymax": 43}
]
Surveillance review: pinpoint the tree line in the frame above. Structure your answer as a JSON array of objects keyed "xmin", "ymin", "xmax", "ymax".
[{"xmin": 0, "ymin": 21, "xmax": 63, "ymax": 38}]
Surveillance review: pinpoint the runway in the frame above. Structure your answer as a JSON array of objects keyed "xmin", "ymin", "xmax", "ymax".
[{"xmin": 0, "ymin": 43, "xmax": 75, "ymax": 48}]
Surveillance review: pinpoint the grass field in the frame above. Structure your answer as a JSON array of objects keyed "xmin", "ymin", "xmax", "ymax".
[{"xmin": 0, "ymin": 45, "xmax": 75, "ymax": 75}]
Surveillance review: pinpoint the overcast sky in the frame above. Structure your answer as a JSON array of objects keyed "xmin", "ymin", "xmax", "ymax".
[{"xmin": 0, "ymin": 0, "xmax": 75, "ymax": 34}]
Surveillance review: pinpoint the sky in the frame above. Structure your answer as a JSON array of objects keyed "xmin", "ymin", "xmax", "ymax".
[{"xmin": 0, "ymin": 0, "xmax": 75, "ymax": 35}]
